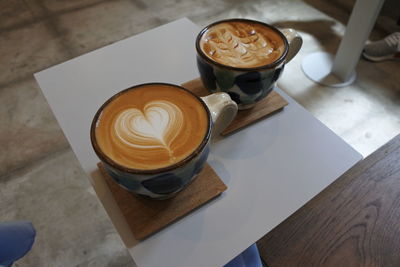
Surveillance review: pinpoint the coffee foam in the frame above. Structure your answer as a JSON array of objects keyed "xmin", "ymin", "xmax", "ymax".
[
  {"xmin": 114, "ymin": 100, "xmax": 183, "ymax": 154},
  {"xmin": 200, "ymin": 21, "xmax": 285, "ymax": 68},
  {"xmin": 94, "ymin": 84, "xmax": 209, "ymax": 170}
]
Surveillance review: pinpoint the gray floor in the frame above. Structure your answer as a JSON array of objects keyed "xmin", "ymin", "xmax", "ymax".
[{"xmin": 1, "ymin": 0, "xmax": 399, "ymax": 266}]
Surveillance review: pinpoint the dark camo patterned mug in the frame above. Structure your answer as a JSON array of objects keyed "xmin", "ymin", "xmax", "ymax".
[
  {"xmin": 90, "ymin": 83, "xmax": 237, "ymax": 199},
  {"xmin": 196, "ymin": 18, "xmax": 302, "ymax": 110}
]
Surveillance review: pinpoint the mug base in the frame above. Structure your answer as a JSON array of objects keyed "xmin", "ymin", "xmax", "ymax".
[
  {"xmin": 238, "ymin": 102, "xmax": 257, "ymax": 110},
  {"xmin": 134, "ymin": 191, "xmax": 179, "ymax": 200},
  {"xmin": 133, "ymin": 172, "xmax": 202, "ymax": 200}
]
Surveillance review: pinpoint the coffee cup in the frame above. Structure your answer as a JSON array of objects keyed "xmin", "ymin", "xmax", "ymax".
[
  {"xmin": 90, "ymin": 83, "xmax": 237, "ymax": 199},
  {"xmin": 196, "ymin": 18, "xmax": 302, "ymax": 110}
]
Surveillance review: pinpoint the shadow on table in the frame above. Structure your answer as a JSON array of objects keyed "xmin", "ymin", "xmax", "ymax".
[{"xmin": 90, "ymin": 169, "xmax": 139, "ymax": 248}]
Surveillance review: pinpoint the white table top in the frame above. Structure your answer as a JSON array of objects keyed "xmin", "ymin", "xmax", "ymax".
[{"xmin": 35, "ymin": 18, "xmax": 362, "ymax": 267}]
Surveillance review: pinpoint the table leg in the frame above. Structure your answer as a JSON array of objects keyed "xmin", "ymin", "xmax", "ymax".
[{"xmin": 301, "ymin": 0, "xmax": 385, "ymax": 87}]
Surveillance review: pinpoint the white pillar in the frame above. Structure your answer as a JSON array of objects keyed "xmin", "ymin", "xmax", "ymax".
[
  {"xmin": 332, "ymin": 0, "xmax": 385, "ymax": 82},
  {"xmin": 301, "ymin": 0, "xmax": 385, "ymax": 87}
]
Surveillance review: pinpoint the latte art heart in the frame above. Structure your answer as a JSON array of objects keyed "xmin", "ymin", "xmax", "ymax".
[
  {"xmin": 94, "ymin": 84, "xmax": 209, "ymax": 170},
  {"xmin": 114, "ymin": 100, "xmax": 183, "ymax": 156}
]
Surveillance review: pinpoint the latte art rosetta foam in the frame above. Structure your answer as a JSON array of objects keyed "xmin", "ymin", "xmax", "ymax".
[
  {"xmin": 114, "ymin": 101, "xmax": 183, "ymax": 158},
  {"xmin": 200, "ymin": 21, "xmax": 285, "ymax": 68}
]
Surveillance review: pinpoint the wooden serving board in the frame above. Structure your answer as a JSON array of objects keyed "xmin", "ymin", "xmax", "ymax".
[
  {"xmin": 182, "ymin": 78, "xmax": 289, "ymax": 136},
  {"xmin": 257, "ymin": 134, "xmax": 400, "ymax": 267},
  {"xmin": 98, "ymin": 163, "xmax": 227, "ymax": 240}
]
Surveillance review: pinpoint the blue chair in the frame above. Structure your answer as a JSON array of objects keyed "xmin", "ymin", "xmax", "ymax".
[
  {"xmin": 0, "ymin": 221, "xmax": 36, "ymax": 267},
  {"xmin": 224, "ymin": 243, "xmax": 263, "ymax": 267}
]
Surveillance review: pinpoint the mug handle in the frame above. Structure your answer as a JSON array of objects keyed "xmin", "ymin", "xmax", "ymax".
[
  {"xmin": 201, "ymin": 93, "xmax": 238, "ymax": 135},
  {"xmin": 281, "ymin": 28, "xmax": 303, "ymax": 63}
]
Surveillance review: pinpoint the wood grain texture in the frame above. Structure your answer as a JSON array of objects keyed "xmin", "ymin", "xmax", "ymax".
[
  {"xmin": 182, "ymin": 78, "xmax": 288, "ymax": 136},
  {"xmin": 257, "ymin": 134, "xmax": 400, "ymax": 267},
  {"xmin": 98, "ymin": 163, "xmax": 227, "ymax": 240}
]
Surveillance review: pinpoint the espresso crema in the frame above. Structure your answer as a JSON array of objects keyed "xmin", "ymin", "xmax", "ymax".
[
  {"xmin": 199, "ymin": 21, "xmax": 285, "ymax": 68},
  {"xmin": 94, "ymin": 84, "xmax": 209, "ymax": 170}
]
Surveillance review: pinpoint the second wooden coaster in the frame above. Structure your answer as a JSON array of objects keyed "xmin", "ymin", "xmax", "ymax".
[{"xmin": 182, "ymin": 78, "xmax": 288, "ymax": 136}]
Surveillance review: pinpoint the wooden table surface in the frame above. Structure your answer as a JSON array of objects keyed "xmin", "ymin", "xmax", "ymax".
[{"xmin": 257, "ymin": 134, "xmax": 400, "ymax": 267}]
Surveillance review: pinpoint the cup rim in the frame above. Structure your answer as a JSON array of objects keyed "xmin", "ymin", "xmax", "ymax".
[
  {"xmin": 195, "ymin": 18, "xmax": 289, "ymax": 71},
  {"xmin": 90, "ymin": 82, "xmax": 212, "ymax": 175}
]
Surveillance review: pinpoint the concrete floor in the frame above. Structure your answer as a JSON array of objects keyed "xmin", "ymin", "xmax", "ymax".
[{"xmin": 1, "ymin": 0, "xmax": 399, "ymax": 266}]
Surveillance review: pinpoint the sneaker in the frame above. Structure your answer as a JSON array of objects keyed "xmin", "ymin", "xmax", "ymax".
[{"xmin": 362, "ymin": 32, "xmax": 400, "ymax": 62}]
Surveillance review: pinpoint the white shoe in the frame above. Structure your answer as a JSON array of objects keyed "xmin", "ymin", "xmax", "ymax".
[{"xmin": 362, "ymin": 32, "xmax": 400, "ymax": 62}]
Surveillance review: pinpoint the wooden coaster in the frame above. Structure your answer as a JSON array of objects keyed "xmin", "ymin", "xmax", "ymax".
[
  {"xmin": 98, "ymin": 163, "xmax": 227, "ymax": 240},
  {"xmin": 182, "ymin": 78, "xmax": 288, "ymax": 136}
]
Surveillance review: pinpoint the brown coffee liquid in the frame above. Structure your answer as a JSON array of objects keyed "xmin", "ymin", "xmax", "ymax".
[
  {"xmin": 94, "ymin": 84, "xmax": 209, "ymax": 170},
  {"xmin": 199, "ymin": 21, "xmax": 285, "ymax": 68}
]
